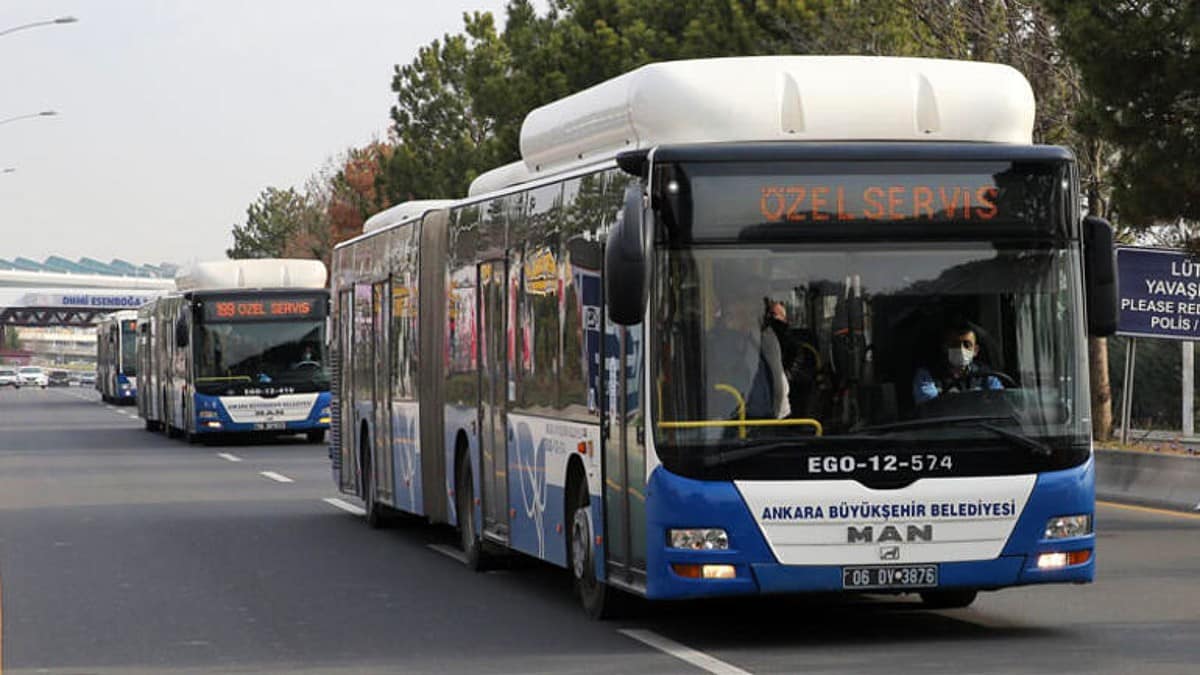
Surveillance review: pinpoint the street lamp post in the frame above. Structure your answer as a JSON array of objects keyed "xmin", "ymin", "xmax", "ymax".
[
  {"xmin": 0, "ymin": 16, "xmax": 77, "ymax": 38},
  {"xmin": 0, "ymin": 111, "xmax": 57, "ymax": 126}
]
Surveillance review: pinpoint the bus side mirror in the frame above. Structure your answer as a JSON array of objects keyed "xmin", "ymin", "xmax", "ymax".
[
  {"xmin": 175, "ymin": 317, "xmax": 189, "ymax": 348},
  {"xmin": 605, "ymin": 184, "xmax": 650, "ymax": 325},
  {"xmin": 1083, "ymin": 215, "xmax": 1117, "ymax": 337}
]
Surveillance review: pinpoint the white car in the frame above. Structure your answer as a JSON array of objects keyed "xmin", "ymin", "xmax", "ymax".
[
  {"xmin": 17, "ymin": 366, "xmax": 49, "ymax": 388},
  {"xmin": 0, "ymin": 368, "xmax": 18, "ymax": 388}
]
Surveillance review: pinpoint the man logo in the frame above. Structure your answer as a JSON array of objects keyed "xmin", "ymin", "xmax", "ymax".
[
  {"xmin": 846, "ymin": 524, "xmax": 934, "ymax": 544},
  {"xmin": 879, "ymin": 546, "xmax": 900, "ymax": 561}
]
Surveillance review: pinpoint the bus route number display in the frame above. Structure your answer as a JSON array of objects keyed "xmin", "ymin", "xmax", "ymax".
[{"xmin": 203, "ymin": 297, "xmax": 322, "ymax": 321}]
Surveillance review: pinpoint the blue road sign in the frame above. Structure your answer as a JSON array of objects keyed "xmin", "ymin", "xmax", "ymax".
[{"xmin": 1117, "ymin": 247, "xmax": 1200, "ymax": 340}]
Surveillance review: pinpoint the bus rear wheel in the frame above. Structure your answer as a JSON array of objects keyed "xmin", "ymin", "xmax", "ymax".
[
  {"xmin": 361, "ymin": 437, "xmax": 387, "ymax": 529},
  {"xmin": 306, "ymin": 430, "xmax": 325, "ymax": 443},
  {"xmin": 568, "ymin": 482, "xmax": 625, "ymax": 619},
  {"xmin": 919, "ymin": 589, "xmax": 978, "ymax": 609},
  {"xmin": 456, "ymin": 459, "xmax": 488, "ymax": 571}
]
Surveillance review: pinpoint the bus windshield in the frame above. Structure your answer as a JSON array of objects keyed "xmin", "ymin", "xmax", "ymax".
[
  {"xmin": 652, "ymin": 242, "xmax": 1089, "ymax": 478},
  {"xmin": 121, "ymin": 321, "xmax": 137, "ymax": 376},
  {"xmin": 195, "ymin": 320, "xmax": 328, "ymax": 394}
]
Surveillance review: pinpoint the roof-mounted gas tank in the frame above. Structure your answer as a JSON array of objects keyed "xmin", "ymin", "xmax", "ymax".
[
  {"xmin": 174, "ymin": 259, "xmax": 327, "ymax": 291},
  {"xmin": 518, "ymin": 56, "xmax": 1036, "ymax": 177}
]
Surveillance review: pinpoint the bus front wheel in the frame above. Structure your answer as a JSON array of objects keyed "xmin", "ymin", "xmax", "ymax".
[{"xmin": 568, "ymin": 482, "xmax": 625, "ymax": 619}]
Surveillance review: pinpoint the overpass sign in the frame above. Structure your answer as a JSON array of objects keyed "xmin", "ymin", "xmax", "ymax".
[
  {"xmin": 1116, "ymin": 247, "xmax": 1200, "ymax": 340},
  {"xmin": 0, "ymin": 288, "xmax": 163, "ymax": 326}
]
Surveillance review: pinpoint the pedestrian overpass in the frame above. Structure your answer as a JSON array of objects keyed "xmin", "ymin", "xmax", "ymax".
[{"xmin": 0, "ymin": 267, "xmax": 174, "ymax": 327}]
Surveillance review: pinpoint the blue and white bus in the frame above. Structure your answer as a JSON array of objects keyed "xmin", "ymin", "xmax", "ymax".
[
  {"xmin": 97, "ymin": 309, "xmax": 138, "ymax": 403},
  {"xmin": 330, "ymin": 56, "xmax": 1117, "ymax": 616},
  {"xmin": 138, "ymin": 259, "xmax": 332, "ymax": 443}
]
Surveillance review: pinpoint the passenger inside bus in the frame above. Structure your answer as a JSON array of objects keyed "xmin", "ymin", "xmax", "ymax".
[
  {"xmin": 704, "ymin": 284, "xmax": 790, "ymax": 422},
  {"xmin": 911, "ymin": 318, "xmax": 1005, "ymax": 405}
]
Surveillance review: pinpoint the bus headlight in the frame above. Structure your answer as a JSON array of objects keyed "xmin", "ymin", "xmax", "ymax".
[
  {"xmin": 1044, "ymin": 514, "xmax": 1092, "ymax": 540},
  {"xmin": 668, "ymin": 528, "xmax": 729, "ymax": 550},
  {"xmin": 318, "ymin": 406, "xmax": 331, "ymax": 424}
]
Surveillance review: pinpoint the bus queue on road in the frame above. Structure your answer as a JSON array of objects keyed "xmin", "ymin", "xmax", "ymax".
[{"xmin": 327, "ymin": 55, "xmax": 1119, "ymax": 617}]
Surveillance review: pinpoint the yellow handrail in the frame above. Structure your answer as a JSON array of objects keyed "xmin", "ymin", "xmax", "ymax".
[
  {"xmin": 658, "ymin": 418, "xmax": 824, "ymax": 436},
  {"xmin": 712, "ymin": 384, "xmax": 746, "ymax": 438},
  {"xmin": 657, "ymin": 383, "xmax": 824, "ymax": 438}
]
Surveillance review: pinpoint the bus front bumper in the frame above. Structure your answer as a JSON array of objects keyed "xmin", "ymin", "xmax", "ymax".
[
  {"xmin": 192, "ymin": 392, "xmax": 332, "ymax": 434},
  {"xmin": 643, "ymin": 460, "xmax": 1095, "ymax": 600}
]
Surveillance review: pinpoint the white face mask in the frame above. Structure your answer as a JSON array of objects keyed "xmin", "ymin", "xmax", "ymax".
[{"xmin": 947, "ymin": 347, "xmax": 973, "ymax": 369}]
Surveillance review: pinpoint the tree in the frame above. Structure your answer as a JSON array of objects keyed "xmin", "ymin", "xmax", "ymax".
[
  {"xmin": 329, "ymin": 142, "xmax": 394, "ymax": 244},
  {"xmin": 1042, "ymin": 0, "xmax": 1199, "ymax": 226},
  {"xmin": 227, "ymin": 187, "xmax": 325, "ymax": 260}
]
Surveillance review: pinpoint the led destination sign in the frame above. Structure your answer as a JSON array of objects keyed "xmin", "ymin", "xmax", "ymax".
[
  {"xmin": 759, "ymin": 183, "xmax": 999, "ymax": 223},
  {"xmin": 681, "ymin": 161, "xmax": 1062, "ymax": 238},
  {"xmin": 201, "ymin": 295, "xmax": 325, "ymax": 322}
]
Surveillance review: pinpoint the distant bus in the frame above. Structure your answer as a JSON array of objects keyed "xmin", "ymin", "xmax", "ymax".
[
  {"xmin": 331, "ymin": 56, "xmax": 1117, "ymax": 617},
  {"xmin": 97, "ymin": 310, "xmax": 138, "ymax": 404},
  {"xmin": 138, "ymin": 259, "xmax": 332, "ymax": 442}
]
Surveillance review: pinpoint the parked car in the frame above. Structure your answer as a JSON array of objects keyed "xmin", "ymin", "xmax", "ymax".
[
  {"xmin": 79, "ymin": 371, "xmax": 96, "ymax": 386},
  {"xmin": 48, "ymin": 370, "xmax": 71, "ymax": 387},
  {"xmin": 0, "ymin": 368, "xmax": 18, "ymax": 388},
  {"xmin": 17, "ymin": 366, "xmax": 49, "ymax": 388}
]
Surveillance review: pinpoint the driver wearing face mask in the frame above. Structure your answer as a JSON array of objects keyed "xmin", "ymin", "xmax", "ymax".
[{"xmin": 912, "ymin": 321, "xmax": 1003, "ymax": 405}]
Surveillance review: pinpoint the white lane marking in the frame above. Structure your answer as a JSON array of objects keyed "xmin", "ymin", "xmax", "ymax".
[
  {"xmin": 322, "ymin": 497, "xmax": 366, "ymax": 516},
  {"xmin": 618, "ymin": 629, "xmax": 752, "ymax": 675},
  {"xmin": 428, "ymin": 544, "xmax": 469, "ymax": 565},
  {"xmin": 259, "ymin": 471, "xmax": 294, "ymax": 483},
  {"xmin": 216, "ymin": 453, "xmax": 243, "ymax": 463}
]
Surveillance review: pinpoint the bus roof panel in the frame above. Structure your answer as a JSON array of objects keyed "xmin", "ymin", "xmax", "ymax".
[
  {"xmin": 175, "ymin": 259, "xmax": 327, "ymax": 291},
  {"xmin": 519, "ymin": 56, "xmax": 1036, "ymax": 176},
  {"xmin": 361, "ymin": 199, "xmax": 456, "ymax": 234}
]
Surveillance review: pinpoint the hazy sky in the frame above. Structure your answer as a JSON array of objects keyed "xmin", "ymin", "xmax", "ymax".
[{"xmin": 1, "ymin": 1, "xmax": 513, "ymax": 267}]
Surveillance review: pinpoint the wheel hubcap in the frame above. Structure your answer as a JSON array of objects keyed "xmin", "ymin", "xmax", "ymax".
[{"xmin": 571, "ymin": 508, "xmax": 589, "ymax": 580}]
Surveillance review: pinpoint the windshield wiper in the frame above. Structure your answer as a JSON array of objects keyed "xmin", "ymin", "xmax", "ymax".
[
  {"xmin": 855, "ymin": 415, "xmax": 1052, "ymax": 458},
  {"xmin": 702, "ymin": 440, "xmax": 813, "ymax": 469}
]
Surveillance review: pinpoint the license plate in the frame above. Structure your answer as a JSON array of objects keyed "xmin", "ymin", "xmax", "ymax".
[
  {"xmin": 842, "ymin": 564, "xmax": 938, "ymax": 590},
  {"xmin": 254, "ymin": 422, "xmax": 287, "ymax": 430}
]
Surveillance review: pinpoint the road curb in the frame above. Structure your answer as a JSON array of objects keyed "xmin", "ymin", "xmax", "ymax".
[{"xmin": 1095, "ymin": 448, "xmax": 1200, "ymax": 513}]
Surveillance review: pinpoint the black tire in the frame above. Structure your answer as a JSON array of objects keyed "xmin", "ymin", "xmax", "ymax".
[
  {"xmin": 920, "ymin": 590, "xmax": 978, "ymax": 609},
  {"xmin": 362, "ymin": 433, "xmax": 387, "ymax": 529},
  {"xmin": 306, "ymin": 429, "xmax": 326, "ymax": 443},
  {"xmin": 456, "ymin": 458, "xmax": 488, "ymax": 571},
  {"xmin": 143, "ymin": 418, "xmax": 158, "ymax": 432},
  {"xmin": 568, "ymin": 481, "xmax": 626, "ymax": 619}
]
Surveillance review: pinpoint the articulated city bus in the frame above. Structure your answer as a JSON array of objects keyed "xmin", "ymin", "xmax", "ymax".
[
  {"xmin": 138, "ymin": 259, "xmax": 332, "ymax": 442},
  {"xmin": 97, "ymin": 310, "xmax": 138, "ymax": 404},
  {"xmin": 330, "ymin": 56, "xmax": 1117, "ymax": 617}
]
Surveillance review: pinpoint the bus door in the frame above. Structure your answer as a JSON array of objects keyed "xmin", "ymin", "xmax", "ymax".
[
  {"xmin": 478, "ymin": 260, "xmax": 509, "ymax": 541},
  {"xmin": 373, "ymin": 281, "xmax": 394, "ymax": 504},
  {"xmin": 603, "ymin": 322, "xmax": 648, "ymax": 584},
  {"xmin": 338, "ymin": 289, "xmax": 356, "ymax": 493}
]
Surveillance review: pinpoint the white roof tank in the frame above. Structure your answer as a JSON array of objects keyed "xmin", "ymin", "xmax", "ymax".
[
  {"xmin": 361, "ymin": 199, "xmax": 456, "ymax": 233},
  {"xmin": 519, "ymin": 56, "xmax": 1036, "ymax": 175},
  {"xmin": 175, "ymin": 259, "xmax": 327, "ymax": 291},
  {"xmin": 468, "ymin": 161, "xmax": 535, "ymax": 198}
]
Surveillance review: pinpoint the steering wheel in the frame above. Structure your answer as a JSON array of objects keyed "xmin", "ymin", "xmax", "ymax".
[
  {"xmin": 293, "ymin": 360, "xmax": 321, "ymax": 370},
  {"xmin": 984, "ymin": 370, "xmax": 1018, "ymax": 388}
]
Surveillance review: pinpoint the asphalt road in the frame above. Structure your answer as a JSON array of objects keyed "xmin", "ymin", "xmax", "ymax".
[{"xmin": 1, "ymin": 386, "xmax": 1197, "ymax": 674}]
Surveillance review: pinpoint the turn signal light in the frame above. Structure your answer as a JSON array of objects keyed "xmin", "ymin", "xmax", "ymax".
[
  {"xmin": 1036, "ymin": 549, "xmax": 1091, "ymax": 570},
  {"xmin": 671, "ymin": 563, "xmax": 737, "ymax": 579}
]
